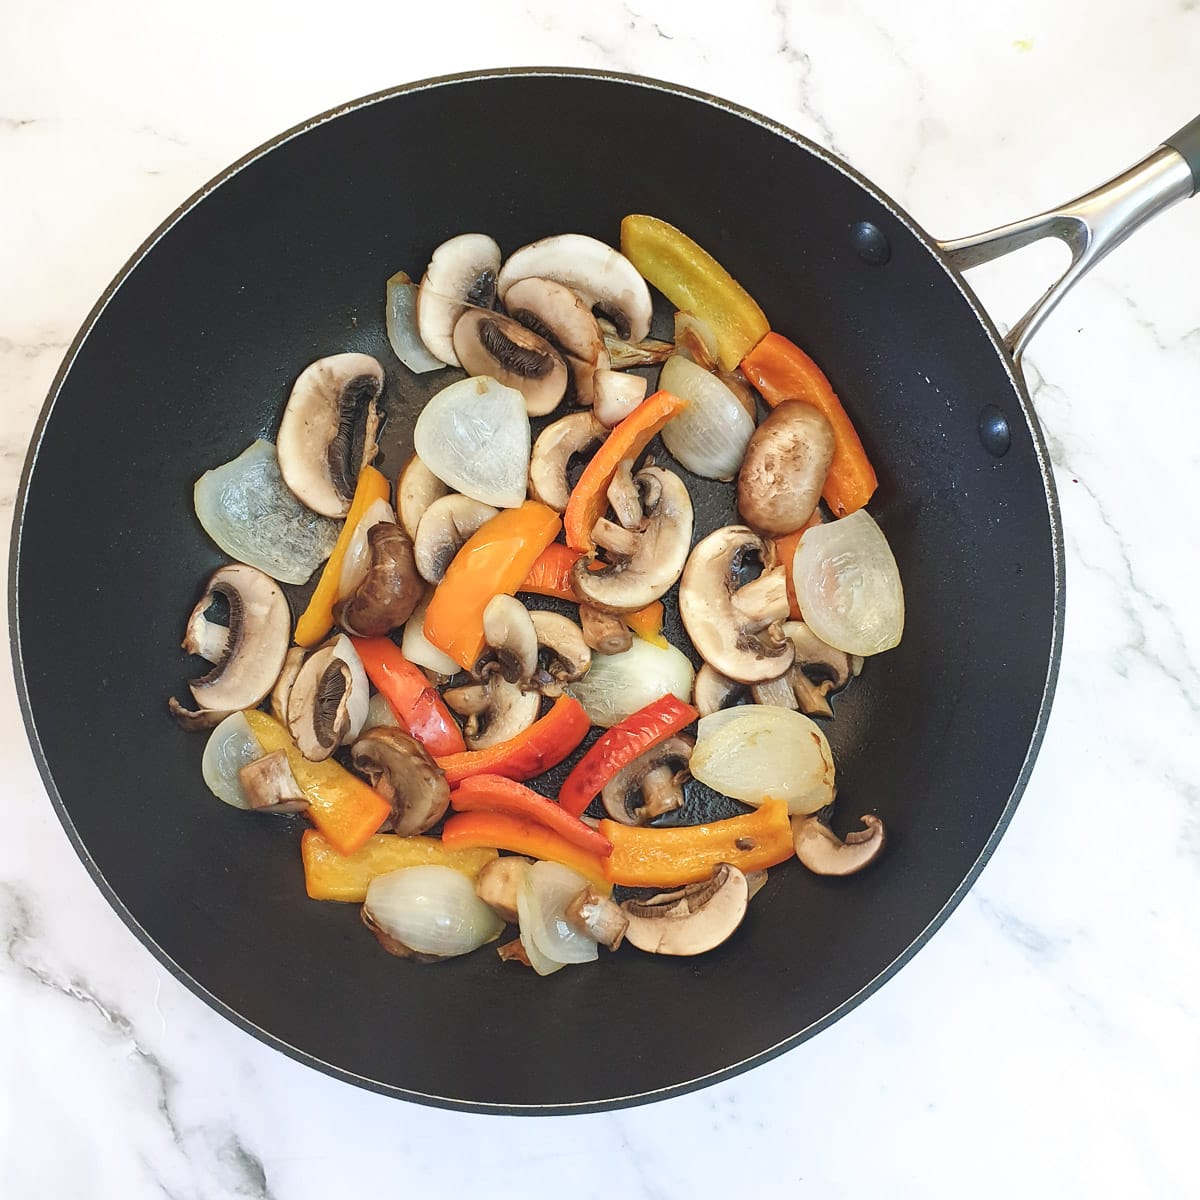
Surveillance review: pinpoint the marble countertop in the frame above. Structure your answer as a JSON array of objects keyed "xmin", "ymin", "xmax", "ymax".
[{"xmin": 3, "ymin": 2, "xmax": 1198, "ymax": 1196}]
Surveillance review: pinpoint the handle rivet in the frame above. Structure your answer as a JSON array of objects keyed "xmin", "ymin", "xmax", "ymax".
[
  {"xmin": 978, "ymin": 404, "xmax": 1011, "ymax": 457},
  {"xmin": 850, "ymin": 221, "xmax": 891, "ymax": 265}
]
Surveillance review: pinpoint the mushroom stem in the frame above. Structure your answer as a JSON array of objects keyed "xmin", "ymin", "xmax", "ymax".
[
  {"xmin": 791, "ymin": 813, "xmax": 886, "ymax": 876},
  {"xmin": 638, "ymin": 763, "xmax": 686, "ymax": 820},
  {"xmin": 580, "ymin": 605, "xmax": 633, "ymax": 655},
  {"xmin": 591, "ymin": 517, "xmax": 642, "ymax": 559},
  {"xmin": 606, "ymin": 459, "xmax": 643, "ymax": 529},
  {"xmin": 237, "ymin": 749, "xmax": 309, "ymax": 813},
  {"xmin": 565, "ymin": 887, "xmax": 628, "ymax": 951},
  {"xmin": 733, "ymin": 566, "xmax": 791, "ymax": 629}
]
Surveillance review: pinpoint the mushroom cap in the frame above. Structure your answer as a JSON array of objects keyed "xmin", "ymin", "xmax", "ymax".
[
  {"xmin": 481, "ymin": 594, "xmax": 539, "ymax": 684},
  {"xmin": 443, "ymin": 675, "xmax": 539, "ymax": 750},
  {"xmin": 415, "ymin": 232, "xmax": 501, "ymax": 366},
  {"xmin": 738, "ymin": 400, "xmax": 837, "ymax": 535},
  {"xmin": 601, "ymin": 734, "xmax": 694, "ymax": 825},
  {"xmin": 452, "ymin": 309, "xmax": 569, "ymax": 417},
  {"xmin": 620, "ymin": 864, "xmax": 750, "ymax": 956},
  {"xmin": 474, "ymin": 856, "xmax": 533, "ymax": 925},
  {"xmin": 396, "ymin": 453, "xmax": 449, "ymax": 541},
  {"xmin": 571, "ymin": 465, "xmax": 695, "ymax": 613},
  {"xmin": 286, "ymin": 644, "xmax": 354, "ymax": 762},
  {"xmin": 528, "ymin": 411, "xmax": 607, "ymax": 513},
  {"xmin": 496, "ymin": 233, "xmax": 653, "ymax": 343},
  {"xmin": 350, "ymin": 726, "xmax": 450, "ymax": 837},
  {"xmin": 333, "ymin": 522, "xmax": 423, "ymax": 638},
  {"xmin": 186, "ymin": 564, "xmax": 291, "ymax": 714},
  {"xmin": 276, "ymin": 353, "xmax": 384, "ymax": 518},
  {"xmin": 692, "ymin": 662, "xmax": 748, "ymax": 716},
  {"xmin": 678, "ymin": 526, "xmax": 795, "ymax": 683},
  {"xmin": 529, "ymin": 610, "xmax": 591, "ymax": 691},
  {"xmin": 413, "ymin": 494, "xmax": 499, "ymax": 584},
  {"xmin": 791, "ymin": 813, "xmax": 886, "ymax": 876}
]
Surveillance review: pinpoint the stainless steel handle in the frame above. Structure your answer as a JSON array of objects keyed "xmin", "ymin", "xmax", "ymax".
[{"xmin": 937, "ymin": 132, "xmax": 1197, "ymax": 364}]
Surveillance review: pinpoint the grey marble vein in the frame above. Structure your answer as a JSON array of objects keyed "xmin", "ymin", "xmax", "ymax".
[{"xmin": 770, "ymin": 0, "xmax": 843, "ymax": 155}]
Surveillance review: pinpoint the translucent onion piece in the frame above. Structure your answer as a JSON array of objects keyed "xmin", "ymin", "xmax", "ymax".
[
  {"xmin": 337, "ymin": 496, "xmax": 397, "ymax": 600},
  {"xmin": 568, "ymin": 638, "xmax": 694, "ymax": 728},
  {"xmin": 364, "ymin": 690, "xmax": 400, "ymax": 731},
  {"xmin": 364, "ymin": 865, "xmax": 504, "ymax": 958},
  {"xmin": 193, "ymin": 440, "xmax": 341, "ymax": 585},
  {"xmin": 413, "ymin": 377, "xmax": 531, "ymax": 508},
  {"xmin": 691, "ymin": 705, "xmax": 835, "ymax": 815},
  {"xmin": 201, "ymin": 711, "xmax": 264, "ymax": 810},
  {"xmin": 329, "ymin": 634, "xmax": 370, "ymax": 745},
  {"xmin": 401, "ymin": 590, "xmax": 461, "ymax": 677},
  {"xmin": 386, "ymin": 272, "xmax": 445, "ymax": 374},
  {"xmin": 793, "ymin": 510, "xmax": 905, "ymax": 656},
  {"xmin": 659, "ymin": 355, "xmax": 756, "ymax": 481},
  {"xmin": 521, "ymin": 862, "xmax": 599, "ymax": 965},
  {"xmin": 516, "ymin": 873, "xmax": 566, "ymax": 976}
]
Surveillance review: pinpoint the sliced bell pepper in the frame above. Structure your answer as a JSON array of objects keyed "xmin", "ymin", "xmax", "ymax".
[
  {"xmin": 601, "ymin": 798, "xmax": 794, "ymax": 887},
  {"xmin": 450, "ymin": 775, "xmax": 612, "ymax": 856},
  {"xmin": 423, "ymin": 501, "xmax": 562, "ymax": 670},
  {"xmin": 243, "ymin": 710, "xmax": 391, "ymax": 857},
  {"xmin": 300, "ymin": 829, "xmax": 498, "ymax": 902},
  {"xmin": 620, "ymin": 214, "xmax": 770, "ymax": 372},
  {"xmin": 441, "ymin": 811, "xmax": 611, "ymax": 891},
  {"xmin": 294, "ymin": 465, "xmax": 391, "ymax": 647},
  {"xmin": 775, "ymin": 512, "xmax": 824, "ymax": 621},
  {"xmin": 350, "ymin": 636, "xmax": 465, "ymax": 756},
  {"xmin": 625, "ymin": 600, "xmax": 667, "ymax": 649},
  {"xmin": 741, "ymin": 332, "xmax": 877, "ymax": 517},
  {"xmin": 436, "ymin": 694, "xmax": 590, "ymax": 785},
  {"xmin": 558, "ymin": 693, "xmax": 698, "ymax": 817},
  {"xmin": 563, "ymin": 390, "xmax": 687, "ymax": 552},
  {"xmin": 519, "ymin": 542, "xmax": 584, "ymax": 601}
]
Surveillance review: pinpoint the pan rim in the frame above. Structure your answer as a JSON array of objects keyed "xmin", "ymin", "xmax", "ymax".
[{"xmin": 7, "ymin": 65, "xmax": 1065, "ymax": 1114}]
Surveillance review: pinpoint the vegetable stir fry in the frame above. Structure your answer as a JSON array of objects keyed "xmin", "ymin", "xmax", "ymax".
[{"xmin": 172, "ymin": 218, "xmax": 904, "ymax": 971}]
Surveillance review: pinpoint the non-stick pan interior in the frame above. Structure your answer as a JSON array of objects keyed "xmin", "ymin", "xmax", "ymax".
[{"xmin": 12, "ymin": 71, "xmax": 1060, "ymax": 1111}]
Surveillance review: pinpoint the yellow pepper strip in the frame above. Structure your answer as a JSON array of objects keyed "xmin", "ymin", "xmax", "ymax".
[
  {"xmin": 294, "ymin": 465, "xmax": 391, "ymax": 647},
  {"xmin": 300, "ymin": 829, "xmax": 497, "ymax": 902},
  {"xmin": 600, "ymin": 799, "xmax": 794, "ymax": 887},
  {"xmin": 625, "ymin": 600, "xmax": 667, "ymax": 649},
  {"xmin": 243, "ymin": 710, "xmax": 391, "ymax": 857},
  {"xmin": 620, "ymin": 214, "xmax": 770, "ymax": 372}
]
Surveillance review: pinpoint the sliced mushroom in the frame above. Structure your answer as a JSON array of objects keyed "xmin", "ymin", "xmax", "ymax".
[
  {"xmin": 497, "ymin": 937, "xmax": 534, "ymax": 967},
  {"xmin": 276, "ymin": 353, "xmax": 384, "ymax": 518},
  {"xmin": 237, "ymin": 750, "xmax": 309, "ymax": 814},
  {"xmin": 504, "ymin": 276, "xmax": 610, "ymax": 405},
  {"xmin": 737, "ymin": 400, "xmax": 837, "ymax": 535},
  {"xmin": 333, "ymin": 522, "xmax": 423, "ymax": 637},
  {"xmin": 452, "ymin": 309, "xmax": 568, "ymax": 417},
  {"xmin": 750, "ymin": 621, "xmax": 855, "ymax": 718},
  {"xmin": 286, "ymin": 644, "xmax": 354, "ymax": 761},
  {"xmin": 413, "ymin": 494, "xmax": 498, "ymax": 584},
  {"xmin": 529, "ymin": 610, "xmax": 591, "ymax": 695},
  {"xmin": 396, "ymin": 454, "xmax": 449, "ymax": 540},
  {"xmin": 601, "ymin": 735, "xmax": 694, "ymax": 825},
  {"xmin": 579, "ymin": 605, "xmax": 633, "ymax": 655},
  {"xmin": 415, "ymin": 232, "xmax": 501, "ymax": 366},
  {"xmin": 481, "ymin": 594, "xmax": 538, "ymax": 684},
  {"xmin": 605, "ymin": 458, "xmax": 643, "ymax": 529},
  {"xmin": 593, "ymin": 369, "xmax": 648, "ymax": 427},
  {"xmin": 571, "ymin": 465, "xmax": 694, "ymax": 613},
  {"xmin": 269, "ymin": 645, "xmax": 307, "ymax": 724},
  {"xmin": 350, "ymin": 726, "xmax": 450, "ymax": 836},
  {"xmin": 678, "ymin": 526, "xmax": 795, "ymax": 683},
  {"xmin": 791, "ymin": 813, "xmax": 886, "ymax": 875},
  {"xmin": 565, "ymin": 886, "xmax": 628, "ymax": 950},
  {"xmin": 166, "ymin": 698, "xmax": 234, "ymax": 732},
  {"xmin": 474, "ymin": 856, "xmax": 533, "ymax": 924},
  {"xmin": 693, "ymin": 663, "xmax": 748, "ymax": 716},
  {"xmin": 528, "ymin": 411, "xmax": 606, "ymax": 512},
  {"xmin": 184, "ymin": 564, "xmax": 291, "ymax": 714},
  {"xmin": 621, "ymin": 863, "xmax": 750, "ymax": 956},
  {"xmin": 443, "ymin": 675, "xmax": 539, "ymax": 750}
]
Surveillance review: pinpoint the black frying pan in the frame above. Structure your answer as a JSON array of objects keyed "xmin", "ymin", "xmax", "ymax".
[{"xmin": 10, "ymin": 70, "xmax": 1199, "ymax": 1113}]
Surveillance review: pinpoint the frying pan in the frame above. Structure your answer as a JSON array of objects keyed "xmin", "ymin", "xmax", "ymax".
[{"xmin": 10, "ymin": 69, "xmax": 1199, "ymax": 1113}]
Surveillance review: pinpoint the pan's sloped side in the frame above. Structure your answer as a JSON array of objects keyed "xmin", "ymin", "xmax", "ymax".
[{"xmin": 11, "ymin": 70, "xmax": 1060, "ymax": 1111}]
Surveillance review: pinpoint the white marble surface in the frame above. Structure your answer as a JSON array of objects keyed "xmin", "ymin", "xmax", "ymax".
[{"xmin": 3, "ymin": 1, "xmax": 1199, "ymax": 1195}]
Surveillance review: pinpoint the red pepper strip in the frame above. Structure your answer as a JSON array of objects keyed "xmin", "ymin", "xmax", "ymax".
[
  {"xmin": 557, "ymin": 693, "xmax": 699, "ymax": 818},
  {"xmin": 350, "ymin": 636, "xmax": 465, "ymax": 757},
  {"xmin": 451, "ymin": 775, "xmax": 612, "ymax": 857},
  {"xmin": 519, "ymin": 543, "xmax": 584, "ymax": 600},
  {"xmin": 436, "ymin": 694, "xmax": 590, "ymax": 785},
  {"xmin": 741, "ymin": 332, "xmax": 877, "ymax": 518},
  {"xmin": 441, "ymin": 811, "xmax": 611, "ymax": 890}
]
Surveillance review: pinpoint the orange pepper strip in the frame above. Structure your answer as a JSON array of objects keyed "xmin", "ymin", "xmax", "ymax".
[
  {"xmin": 300, "ymin": 830, "xmax": 497, "ymax": 902},
  {"xmin": 741, "ymin": 332, "xmax": 877, "ymax": 518},
  {"xmin": 563, "ymin": 390, "xmax": 688, "ymax": 552},
  {"xmin": 436, "ymin": 695, "xmax": 591, "ymax": 785},
  {"xmin": 624, "ymin": 600, "xmax": 667, "ymax": 648},
  {"xmin": 294, "ymin": 465, "xmax": 391, "ymax": 647},
  {"xmin": 424, "ymin": 501, "xmax": 562, "ymax": 671},
  {"xmin": 519, "ymin": 543, "xmax": 584, "ymax": 601},
  {"xmin": 601, "ymin": 799, "xmax": 794, "ymax": 887},
  {"xmin": 774, "ymin": 512, "xmax": 823, "ymax": 621},
  {"xmin": 243, "ymin": 711, "xmax": 391, "ymax": 857},
  {"xmin": 441, "ymin": 811, "xmax": 612, "ymax": 891}
]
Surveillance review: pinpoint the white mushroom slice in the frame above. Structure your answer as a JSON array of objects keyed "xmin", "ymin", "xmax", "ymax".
[
  {"xmin": 396, "ymin": 454, "xmax": 449, "ymax": 541},
  {"xmin": 443, "ymin": 675, "xmax": 539, "ymax": 750},
  {"xmin": 184, "ymin": 564, "xmax": 291, "ymax": 714},
  {"xmin": 528, "ymin": 412, "xmax": 606, "ymax": 512},
  {"xmin": 601, "ymin": 735, "xmax": 694, "ymax": 825},
  {"xmin": 413, "ymin": 495, "xmax": 498, "ymax": 584},
  {"xmin": 497, "ymin": 234, "xmax": 653, "ymax": 342},
  {"xmin": 452, "ymin": 309, "xmax": 569, "ymax": 417},
  {"xmin": 475, "ymin": 857, "xmax": 534, "ymax": 925},
  {"xmin": 692, "ymin": 662, "xmax": 748, "ymax": 716},
  {"xmin": 593, "ymin": 369, "xmax": 648, "ymax": 427},
  {"xmin": 415, "ymin": 233, "xmax": 501, "ymax": 366},
  {"xmin": 481, "ymin": 594, "xmax": 538, "ymax": 684},
  {"xmin": 621, "ymin": 864, "xmax": 750, "ymax": 956},
  {"xmin": 564, "ymin": 886, "xmax": 628, "ymax": 950},
  {"xmin": 286, "ymin": 643, "xmax": 354, "ymax": 761},
  {"xmin": 183, "ymin": 604, "xmax": 231, "ymax": 664},
  {"xmin": 276, "ymin": 353, "xmax": 385, "ymax": 518},
  {"xmin": 350, "ymin": 726, "xmax": 450, "ymax": 836},
  {"xmin": 269, "ymin": 645, "xmax": 307, "ymax": 724},
  {"xmin": 752, "ymin": 621, "xmax": 855, "ymax": 719},
  {"xmin": 792, "ymin": 813, "xmax": 886, "ymax": 875},
  {"xmin": 529, "ymin": 610, "xmax": 591, "ymax": 695}
]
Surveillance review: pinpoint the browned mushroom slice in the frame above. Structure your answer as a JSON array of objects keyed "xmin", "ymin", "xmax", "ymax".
[
  {"xmin": 620, "ymin": 864, "xmax": 750, "ymax": 956},
  {"xmin": 601, "ymin": 735, "xmax": 694, "ymax": 825},
  {"xmin": 791, "ymin": 813, "xmax": 886, "ymax": 875},
  {"xmin": 474, "ymin": 856, "xmax": 533, "ymax": 924},
  {"xmin": 350, "ymin": 726, "xmax": 450, "ymax": 836},
  {"xmin": 237, "ymin": 749, "xmax": 309, "ymax": 814},
  {"xmin": 480, "ymin": 594, "xmax": 539, "ymax": 685},
  {"xmin": 749, "ymin": 621, "xmax": 855, "ymax": 718},
  {"xmin": 528, "ymin": 411, "xmax": 607, "ymax": 512},
  {"xmin": 452, "ymin": 309, "xmax": 569, "ymax": 417},
  {"xmin": 579, "ymin": 605, "xmax": 633, "ymax": 655},
  {"xmin": 333, "ymin": 522, "xmax": 423, "ymax": 637}
]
